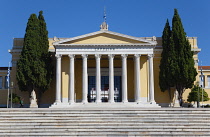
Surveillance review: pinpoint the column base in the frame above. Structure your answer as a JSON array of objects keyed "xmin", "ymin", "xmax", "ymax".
[
  {"xmin": 82, "ymin": 101, "xmax": 88, "ymax": 104},
  {"xmin": 50, "ymin": 102, "xmax": 70, "ymax": 108},
  {"xmin": 108, "ymin": 101, "xmax": 115, "ymax": 103},
  {"xmin": 135, "ymin": 100, "xmax": 142, "ymax": 104},
  {"xmin": 149, "ymin": 100, "xmax": 159, "ymax": 106},
  {"xmin": 95, "ymin": 100, "xmax": 102, "ymax": 104},
  {"xmin": 122, "ymin": 100, "xmax": 128, "ymax": 103},
  {"xmin": 69, "ymin": 101, "xmax": 75, "ymax": 105},
  {"xmin": 95, "ymin": 100, "xmax": 101, "ymax": 103}
]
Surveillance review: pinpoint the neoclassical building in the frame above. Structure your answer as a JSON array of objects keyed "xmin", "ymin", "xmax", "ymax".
[
  {"xmin": 51, "ymin": 23, "xmax": 158, "ymax": 107},
  {"xmin": 1, "ymin": 22, "xmax": 202, "ymax": 108}
]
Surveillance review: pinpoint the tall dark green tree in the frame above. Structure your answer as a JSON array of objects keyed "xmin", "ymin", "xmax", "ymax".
[
  {"xmin": 159, "ymin": 19, "xmax": 171, "ymax": 92},
  {"xmin": 37, "ymin": 11, "xmax": 53, "ymax": 93},
  {"xmin": 16, "ymin": 11, "xmax": 53, "ymax": 105},
  {"xmin": 172, "ymin": 9, "xmax": 197, "ymax": 99},
  {"xmin": 16, "ymin": 14, "xmax": 40, "ymax": 92},
  {"xmin": 159, "ymin": 19, "xmax": 177, "ymax": 102}
]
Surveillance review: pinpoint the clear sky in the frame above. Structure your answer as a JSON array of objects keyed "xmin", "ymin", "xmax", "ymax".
[{"xmin": 0, "ymin": 0, "xmax": 210, "ymax": 66}]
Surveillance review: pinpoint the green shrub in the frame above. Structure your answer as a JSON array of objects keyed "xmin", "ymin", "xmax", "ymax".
[{"xmin": 9, "ymin": 93, "xmax": 20, "ymax": 104}]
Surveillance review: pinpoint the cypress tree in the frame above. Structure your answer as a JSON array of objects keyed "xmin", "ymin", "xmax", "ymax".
[
  {"xmin": 16, "ymin": 11, "xmax": 53, "ymax": 105},
  {"xmin": 37, "ymin": 11, "xmax": 53, "ymax": 93},
  {"xmin": 172, "ymin": 9, "xmax": 197, "ymax": 99},
  {"xmin": 159, "ymin": 19, "xmax": 177, "ymax": 102},
  {"xmin": 159, "ymin": 19, "xmax": 171, "ymax": 92},
  {"xmin": 16, "ymin": 14, "xmax": 39, "ymax": 92}
]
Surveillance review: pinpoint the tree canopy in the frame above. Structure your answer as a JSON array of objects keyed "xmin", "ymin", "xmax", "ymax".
[
  {"xmin": 172, "ymin": 9, "xmax": 197, "ymax": 97},
  {"xmin": 159, "ymin": 19, "xmax": 176, "ymax": 92},
  {"xmin": 16, "ymin": 11, "xmax": 53, "ymax": 95},
  {"xmin": 159, "ymin": 9, "xmax": 197, "ymax": 100}
]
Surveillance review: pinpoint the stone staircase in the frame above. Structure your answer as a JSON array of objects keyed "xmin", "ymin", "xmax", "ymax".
[{"xmin": 0, "ymin": 108, "xmax": 210, "ymax": 136}]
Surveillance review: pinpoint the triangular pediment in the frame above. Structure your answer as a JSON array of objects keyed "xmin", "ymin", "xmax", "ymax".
[{"xmin": 54, "ymin": 30, "xmax": 157, "ymax": 45}]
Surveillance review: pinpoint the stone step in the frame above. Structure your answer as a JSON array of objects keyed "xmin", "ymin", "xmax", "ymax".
[
  {"xmin": 0, "ymin": 131, "xmax": 210, "ymax": 136},
  {"xmin": 0, "ymin": 118, "xmax": 209, "ymax": 122},
  {"xmin": 2, "ymin": 108, "xmax": 210, "ymax": 111},
  {"xmin": 1, "ymin": 108, "xmax": 210, "ymax": 136},
  {"xmin": 1, "ymin": 108, "xmax": 209, "ymax": 113},
  {"xmin": 1, "ymin": 113, "xmax": 210, "ymax": 116},
  {"xmin": 2, "ymin": 112, "xmax": 209, "ymax": 115},
  {"xmin": 1, "ymin": 122, "xmax": 210, "ymax": 126},
  {"xmin": 0, "ymin": 118, "xmax": 210, "ymax": 123},
  {"xmin": 1, "ymin": 118, "xmax": 210, "ymax": 122},
  {"xmin": 1, "ymin": 125, "xmax": 210, "ymax": 130},
  {"xmin": 0, "ymin": 128, "xmax": 210, "ymax": 132},
  {"xmin": 1, "ymin": 115, "xmax": 210, "ymax": 119}
]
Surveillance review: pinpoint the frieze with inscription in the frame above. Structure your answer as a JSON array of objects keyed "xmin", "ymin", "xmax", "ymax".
[{"xmin": 95, "ymin": 48, "xmax": 115, "ymax": 51}]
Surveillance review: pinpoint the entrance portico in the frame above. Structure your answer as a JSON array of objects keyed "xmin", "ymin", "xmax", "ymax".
[{"xmin": 51, "ymin": 30, "xmax": 159, "ymax": 107}]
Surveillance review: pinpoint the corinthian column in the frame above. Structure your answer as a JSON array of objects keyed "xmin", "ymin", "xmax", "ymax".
[
  {"xmin": 134, "ymin": 54, "xmax": 141, "ymax": 103},
  {"xmin": 55, "ymin": 54, "xmax": 62, "ymax": 103},
  {"xmin": 68, "ymin": 54, "xmax": 75, "ymax": 104},
  {"xmin": 121, "ymin": 54, "xmax": 128, "ymax": 103},
  {"xmin": 108, "ymin": 54, "xmax": 115, "ymax": 103},
  {"xmin": 95, "ymin": 54, "xmax": 101, "ymax": 103},
  {"xmin": 148, "ymin": 54, "xmax": 155, "ymax": 103},
  {"xmin": 82, "ymin": 54, "xmax": 88, "ymax": 104}
]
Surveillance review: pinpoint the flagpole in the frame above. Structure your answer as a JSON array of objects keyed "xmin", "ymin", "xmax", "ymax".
[
  {"xmin": 7, "ymin": 86, "xmax": 9, "ymax": 108},
  {"xmin": 11, "ymin": 82, "xmax": 13, "ymax": 108},
  {"xmin": 6, "ymin": 62, "xmax": 10, "ymax": 108},
  {"xmin": 200, "ymin": 62, "xmax": 204, "ymax": 108},
  {"xmin": 202, "ymin": 87, "xmax": 204, "ymax": 108}
]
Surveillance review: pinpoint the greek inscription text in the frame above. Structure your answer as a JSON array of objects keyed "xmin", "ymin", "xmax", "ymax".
[{"xmin": 95, "ymin": 48, "xmax": 115, "ymax": 51}]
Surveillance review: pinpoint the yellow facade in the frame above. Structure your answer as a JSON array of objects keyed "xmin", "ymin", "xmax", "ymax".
[{"xmin": 0, "ymin": 30, "xmax": 202, "ymax": 108}]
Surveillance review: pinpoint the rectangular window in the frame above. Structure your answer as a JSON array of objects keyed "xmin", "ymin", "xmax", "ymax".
[
  {"xmin": 200, "ymin": 75, "xmax": 205, "ymax": 88},
  {"xmin": 0, "ymin": 77, "xmax": 2, "ymax": 89},
  {"xmin": 208, "ymin": 76, "xmax": 210, "ymax": 88},
  {"xmin": 5, "ymin": 76, "xmax": 9, "ymax": 89}
]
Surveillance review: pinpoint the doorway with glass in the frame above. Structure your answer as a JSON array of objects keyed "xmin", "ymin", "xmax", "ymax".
[{"xmin": 88, "ymin": 68, "xmax": 122, "ymax": 103}]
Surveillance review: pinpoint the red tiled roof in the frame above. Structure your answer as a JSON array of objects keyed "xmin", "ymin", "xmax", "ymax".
[{"xmin": 198, "ymin": 66, "xmax": 210, "ymax": 70}]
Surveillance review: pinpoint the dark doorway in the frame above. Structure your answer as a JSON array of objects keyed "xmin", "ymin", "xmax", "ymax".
[{"xmin": 88, "ymin": 76, "xmax": 121, "ymax": 102}]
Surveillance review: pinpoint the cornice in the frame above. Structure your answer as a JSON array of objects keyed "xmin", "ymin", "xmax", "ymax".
[
  {"xmin": 53, "ymin": 30, "xmax": 157, "ymax": 45},
  {"xmin": 192, "ymin": 48, "xmax": 201, "ymax": 54},
  {"xmin": 54, "ymin": 43, "xmax": 156, "ymax": 48}
]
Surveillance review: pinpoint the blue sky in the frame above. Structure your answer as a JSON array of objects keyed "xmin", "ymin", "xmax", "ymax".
[{"xmin": 0, "ymin": 0, "xmax": 210, "ymax": 66}]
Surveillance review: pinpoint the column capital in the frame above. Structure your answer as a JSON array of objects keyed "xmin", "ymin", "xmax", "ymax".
[
  {"xmin": 81, "ymin": 54, "xmax": 88, "ymax": 58},
  {"xmin": 148, "ymin": 54, "xmax": 154, "ymax": 58},
  {"xmin": 95, "ymin": 54, "xmax": 101, "ymax": 59},
  {"xmin": 108, "ymin": 54, "xmax": 115, "ymax": 59},
  {"xmin": 134, "ymin": 54, "xmax": 141, "ymax": 58},
  {"xmin": 68, "ymin": 54, "xmax": 75, "ymax": 58},
  {"xmin": 121, "ymin": 54, "xmax": 128, "ymax": 58},
  {"xmin": 55, "ymin": 54, "xmax": 62, "ymax": 59}
]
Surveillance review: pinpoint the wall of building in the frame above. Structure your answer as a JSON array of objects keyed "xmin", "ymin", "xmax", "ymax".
[{"xmin": 0, "ymin": 68, "xmax": 10, "ymax": 107}]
